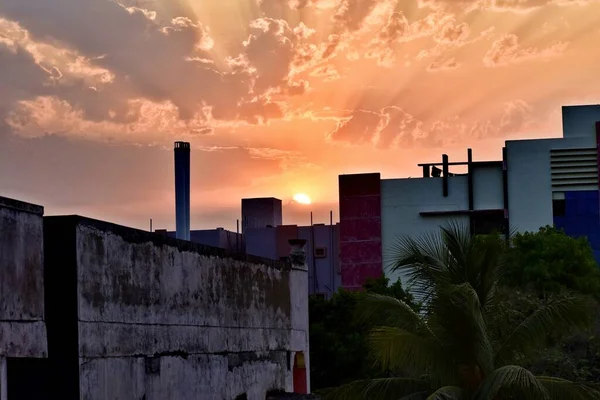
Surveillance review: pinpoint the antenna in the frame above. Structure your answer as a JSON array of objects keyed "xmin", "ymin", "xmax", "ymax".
[{"xmin": 150, "ymin": 218, "xmax": 153, "ymax": 232}]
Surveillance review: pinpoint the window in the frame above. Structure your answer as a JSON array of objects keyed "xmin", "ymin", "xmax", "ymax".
[
  {"xmin": 471, "ymin": 211, "xmax": 506, "ymax": 235},
  {"xmin": 314, "ymin": 247, "xmax": 327, "ymax": 258},
  {"xmin": 553, "ymin": 199, "xmax": 566, "ymax": 217}
]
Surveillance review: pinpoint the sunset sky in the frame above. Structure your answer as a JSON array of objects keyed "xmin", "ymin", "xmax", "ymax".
[{"xmin": 2, "ymin": 0, "xmax": 600, "ymax": 231}]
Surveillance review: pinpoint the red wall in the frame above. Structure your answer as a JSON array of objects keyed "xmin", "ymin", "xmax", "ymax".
[{"xmin": 338, "ymin": 173, "xmax": 383, "ymax": 290}]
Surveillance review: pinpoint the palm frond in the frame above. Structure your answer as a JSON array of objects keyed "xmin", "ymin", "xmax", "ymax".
[
  {"xmin": 495, "ymin": 295, "xmax": 594, "ymax": 365},
  {"xmin": 386, "ymin": 229, "xmax": 450, "ymax": 303},
  {"xmin": 354, "ymin": 293, "xmax": 430, "ymax": 334},
  {"xmin": 386, "ymin": 221, "xmax": 507, "ymax": 312},
  {"xmin": 440, "ymin": 221, "xmax": 472, "ymax": 281},
  {"xmin": 367, "ymin": 327, "xmax": 439, "ymax": 374},
  {"xmin": 430, "ymin": 283, "xmax": 495, "ymax": 377},
  {"xmin": 425, "ymin": 386, "xmax": 465, "ymax": 399},
  {"xmin": 399, "ymin": 392, "xmax": 429, "ymax": 400},
  {"xmin": 323, "ymin": 377, "xmax": 430, "ymax": 400},
  {"xmin": 470, "ymin": 233, "xmax": 508, "ymax": 312},
  {"xmin": 537, "ymin": 376, "xmax": 600, "ymax": 400},
  {"xmin": 474, "ymin": 365, "xmax": 549, "ymax": 400}
]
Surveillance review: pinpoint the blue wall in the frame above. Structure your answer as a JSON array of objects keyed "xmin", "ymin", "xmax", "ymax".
[
  {"xmin": 554, "ymin": 190, "xmax": 600, "ymax": 262},
  {"xmin": 244, "ymin": 227, "xmax": 278, "ymax": 260}
]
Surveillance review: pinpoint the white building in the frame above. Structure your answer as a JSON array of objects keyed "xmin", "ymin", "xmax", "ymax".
[{"xmin": 338, "ymin": 105, "xmax": 600, "ymax": 288}]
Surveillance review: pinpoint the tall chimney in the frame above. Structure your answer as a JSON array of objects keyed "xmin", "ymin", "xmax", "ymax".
[{"xmin": 174, "ymin": 141, "xmax": 190, "ymax": 241}]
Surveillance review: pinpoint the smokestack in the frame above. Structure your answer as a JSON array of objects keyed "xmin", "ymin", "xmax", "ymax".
[{"xmin": 174, "ymin": 141, "xmax": 190, "ymax": 241}]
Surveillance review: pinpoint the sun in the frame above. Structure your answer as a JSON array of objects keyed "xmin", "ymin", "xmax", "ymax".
[{"xmin": 293, "ymin": 193, "xmax": 312, "ymax": 205}]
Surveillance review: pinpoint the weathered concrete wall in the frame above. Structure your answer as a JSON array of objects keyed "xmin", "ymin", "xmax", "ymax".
[
  {"xmin": 289, "ymin": 258, "xmax": 310, "ymax": 394},
  {"xmin": 44, "ymin": 216, "xmax": 309, "ymax": 400},
  {"xmin": 0, "ymin": 197, "xmax": 47, "ymax": 358}
]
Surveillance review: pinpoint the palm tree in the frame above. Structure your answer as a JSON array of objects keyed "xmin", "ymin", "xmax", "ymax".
[{"xmin": 325, "ymin": 222, "xmax": 599, "ymax": 399}]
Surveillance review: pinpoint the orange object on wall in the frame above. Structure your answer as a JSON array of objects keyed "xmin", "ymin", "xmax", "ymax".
[{"xmin": 293, "ymin": 351, "xmax": 307, "ymax": 394}]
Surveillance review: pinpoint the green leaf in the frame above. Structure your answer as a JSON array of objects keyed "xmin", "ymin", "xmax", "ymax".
[
  {"xmin": 425, "ymin": 386, "xmax": 464, "ymax": 399},
  {"xmin": 367, "ymin": 327, "xmax": 439, "ymax": 373},
  {"xmin": 537, "ymin": 376, "xmax": 600, "ymax": 400},
  {"xmin": 323, "ymin": 377, "xmax": 430, "ymax": 400},
  {"xmin": 429, "ymin": 283, "xmax": 495, "ymax": 377},
  {"xmin": 354, "ymin": 293, "xmax": 428, "ymax": 333},
  {"xmin": 495, "ymin": 295, "xmax": 594, "ymax": 365},
  {"xmin": 474, "ymin": 365, "xmax": 549, "ymax": 400}
]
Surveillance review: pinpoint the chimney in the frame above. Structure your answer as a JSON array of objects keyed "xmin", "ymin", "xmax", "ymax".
[{"xmin": 174, "ymin": 141, "xmax": 190, "ymax": 241}]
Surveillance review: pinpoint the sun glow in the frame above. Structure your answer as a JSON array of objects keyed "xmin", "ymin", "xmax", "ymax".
[{"xmin": 293, "ymin": 193, "xmax": 312, "ymax": 205}]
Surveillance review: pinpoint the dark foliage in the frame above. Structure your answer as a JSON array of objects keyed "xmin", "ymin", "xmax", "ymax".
[
  {"xmin": 309, "ymin": 276, "xmax": 417, "ymax": 391},
  {"xmin": 503, "ymin": 226, "xmax": 600, "ymax": 300}
]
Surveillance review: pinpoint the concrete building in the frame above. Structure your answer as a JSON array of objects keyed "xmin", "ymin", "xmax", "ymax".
[
  {"xmin": 239, "ymin": 196, "xmax": 341, "ymax": 298},
  {"xmin": 338, "ymin": 104, "xmax": 600, "ymax": 287},
  {"xmin": 157, "ymin": 228, "xmax": 244, "ymax": 253},
  {"xmin": 241, "ymin": 198, "xmax": 283, "ymax": 234},
  {"xmin": 507, "ymin": 105, "xmax": 600, "ymax": 260},
  {"xmin": 245, "ymin": 224, "xmax": 341, "ymax": 299},
  {"xmin": 0, "ymin": 197, "xmax": 49, "ymax": 399},
  {"xmin": 0, "ymin": 195, "xmax": 311, "ymax": 399}
]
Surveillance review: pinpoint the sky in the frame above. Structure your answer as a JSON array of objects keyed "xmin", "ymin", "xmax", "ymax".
[{"xmin": 2, "ymin": 0, "xmax": 600, "ymax": 231}]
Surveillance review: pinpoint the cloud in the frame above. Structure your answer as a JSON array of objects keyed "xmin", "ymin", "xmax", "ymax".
[
  {"xmin": 483, "ymin": 33, "xmax": 568, "ymax": 67},
  {"xmin": 5, "ymin": 96, "xmax": 215, "ymax": 142},
  {"xmin": 332, "ymin": 0, "xmax": 381, "ymax": 32},
  {"xmin": 309, "ymin": 64, "xmax": 342, "ymax": 81},
  {"xmin": 427, "ymin": 57, "xmax": 460, "ymax": 71},
  {"xmin": 424, "ymin": 0, "xmax": 598, "ymax": 13},
  {"xmin": 327, "ymin": 110, "xmax": 383, "ymax": 145},
  {"xmin": 0, "ymin": 1, "xmax": 327, "ymax": 141},
  {"xmin": 326, "ymin": 100, "xmax": 537, "ymax": 148},
  {"xmin": 498, "ymin": 99, "xmax": 534, "ymax": 134},
  {"xmin": 365, "ymin": 11, "xmax": 467, "ymax": 67},
  {"xmin": 433, "ymin": 17, "xmax": 470, "ymax": 44},
  {"xmin": 287, "ymin": 0, "xmax": 339, "ymax": 10}
]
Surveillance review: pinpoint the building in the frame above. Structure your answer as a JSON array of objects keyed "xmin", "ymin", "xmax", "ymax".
[
  {"xmin": 338, "ymin": 104, "xmax": 600, "ymax": 287},
  {"xmin": 240, "ymin": 197, "xmax": 341, "ymax": 299},
  {"xmin": 245, "ymin": 224, "xmax": 341, "ymax": 299},
  {"xmin": 0, "ymin": 195, "xmax": 311, "ymax": 399},
  {"xmin": 161, "ymin": 104, "xmax": 600, "ymax": 297},
  {"xmin": 507, "ymin": 105, "xmax": 600, "ymax": 260},
  {"xmin": 160, "ymin": 195, "xmax": 341, "ymax": 299},
  {"xmin": 156, "ymin": 228, "xmax": 244, "ymax": 253},
  {"xmin": 241, "ymin": 197, "xmax": 283, "ymax": 233},
  {"xmin": 0, "ymin": 197, "xmax": 49, "ymax": 399}
]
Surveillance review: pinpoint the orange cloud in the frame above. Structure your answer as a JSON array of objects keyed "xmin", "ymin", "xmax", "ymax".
[{"xmin": 483, "ymin": 33, "xmax": 568, "ymax": 67}]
